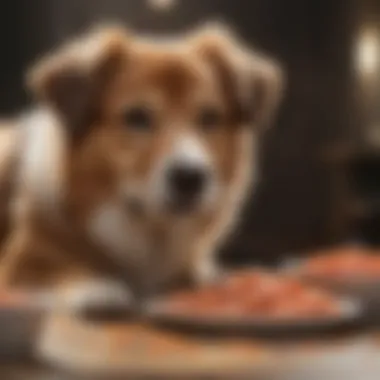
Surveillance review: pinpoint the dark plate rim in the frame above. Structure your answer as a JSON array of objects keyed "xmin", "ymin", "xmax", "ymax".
[{"xmin": 143, "ymin": 297, "xmax": 363, "ymax": 337}]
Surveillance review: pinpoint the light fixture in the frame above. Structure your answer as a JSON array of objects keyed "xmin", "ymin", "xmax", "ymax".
[
  {"xmin": 148, "ymin": 0, "xmax": 177, "ymax": 12},
  {"xmin": 355, "ymin": 27, "xmax": 379, "ymax": 77}
]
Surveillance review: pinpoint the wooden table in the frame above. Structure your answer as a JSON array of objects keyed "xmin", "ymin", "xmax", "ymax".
[{"xmin": 1, "ymin": 312, "xmax": 374, "ymax": 380}]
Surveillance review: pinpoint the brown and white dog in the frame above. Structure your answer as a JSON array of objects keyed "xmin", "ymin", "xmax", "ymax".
[{"xmin": 0, "ymin": 23, "xmax": 284, "ymax": 311}]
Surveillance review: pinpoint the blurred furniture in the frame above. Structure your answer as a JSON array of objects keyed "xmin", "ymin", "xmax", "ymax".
[{"xmin": 324, "ymin": 144, "xmax": 380, "ymax": 247}]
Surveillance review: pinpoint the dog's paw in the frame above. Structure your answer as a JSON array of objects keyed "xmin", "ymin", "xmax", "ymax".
[
  {"xmin": 61, "ymin": 279, "xmax": 133, "ymax": 321},
  {"xmin": 193, "ymin": 257, "xmax": 225, "ymax": 287}
]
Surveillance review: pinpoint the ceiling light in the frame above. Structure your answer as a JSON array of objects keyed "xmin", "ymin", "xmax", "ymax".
[
  {"xmin": 148, "ymin": 0, "xmax": 177, "ymax": 11},
  {"xmin": 356, "ymin": 27, "xmax": 379, "ymax": 77}
]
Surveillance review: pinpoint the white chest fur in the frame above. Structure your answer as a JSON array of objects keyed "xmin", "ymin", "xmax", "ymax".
[{"xmin": 87, "ymin": 201, "xmax": 194, "ymax": 289}]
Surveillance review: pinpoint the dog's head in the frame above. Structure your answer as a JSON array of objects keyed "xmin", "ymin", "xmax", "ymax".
[{"xmin": 28, "ymin": 24, "xmax": 284, "ymax": 223}]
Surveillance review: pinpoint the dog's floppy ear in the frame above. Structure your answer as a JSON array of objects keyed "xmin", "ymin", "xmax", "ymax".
[
  {"xmin": 27, "ymin": 25, "xmax": 129, "ymax": 139},
  {"xmin": 190, "ymin": 23, "xmax": 284, "ymax": 130}
]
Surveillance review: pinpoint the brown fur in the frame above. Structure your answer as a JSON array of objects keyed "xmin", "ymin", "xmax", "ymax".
[{"xmin": 0, "ymin": 24, "xmax": 284, "ymax": 301}]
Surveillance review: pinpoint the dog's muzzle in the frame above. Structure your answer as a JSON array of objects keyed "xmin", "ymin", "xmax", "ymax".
[{"xmin": 165, "ymin": 163, "xmax": 209, "ymax": 213}]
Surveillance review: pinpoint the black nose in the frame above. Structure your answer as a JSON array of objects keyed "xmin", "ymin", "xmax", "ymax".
[{"xmin": 167, "ymin": 165, "xmax": 207, "ymax": 201}]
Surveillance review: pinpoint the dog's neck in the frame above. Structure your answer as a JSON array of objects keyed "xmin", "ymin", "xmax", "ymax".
[
  {"xmin": 30, "ymin": 173, "xmax": 201, "ymax": 294},
  {"xmin": 81, "ymin": 200, "xmax": 201, "ymax": 291}
]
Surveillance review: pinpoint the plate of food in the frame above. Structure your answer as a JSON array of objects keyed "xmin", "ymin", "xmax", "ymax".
[
  {"xmin": 283, "ymin": 245, "xmax": 380, "ymax": 298},
  {"xmin": 144, "ymin": 270, "xmax": 362, "ymax": 338},
  {"xmin": 0, "ymin": 288, "xmax": 50, "ymax": 357}
]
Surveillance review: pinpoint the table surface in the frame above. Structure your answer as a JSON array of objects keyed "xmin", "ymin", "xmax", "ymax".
[
  {"xmin": 3, "ymin": 244, "xmax": 380, "ymax": 380},
  {"xmin": 3, "ymin": 314, "xmax": 379, "ymax": 380}
]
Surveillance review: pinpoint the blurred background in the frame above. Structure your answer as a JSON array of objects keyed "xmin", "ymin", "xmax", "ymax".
[{"xmin": 0, "ymin": 0, "xmax": 378, "ymax": 266}]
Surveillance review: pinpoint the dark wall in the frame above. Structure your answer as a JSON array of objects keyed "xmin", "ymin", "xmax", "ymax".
[{"xmin": 0, "ymin": 0, "xmax": 359, "ymax": 264}]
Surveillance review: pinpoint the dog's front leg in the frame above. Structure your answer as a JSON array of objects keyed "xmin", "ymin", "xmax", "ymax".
[
  {"xmin": 190, "ymin": 212, "xmax": 234, "ymax": 287},
  {"xmin": 58, "ymin": 278, "xmax": 134, "ymax": 321},
  {"xmin": 190, "ymin": 231, "xmax": 227, "ymax": 287},
  {"xmin": 192, "ymin": 249, "xmax": 226, "ymax": 286}
]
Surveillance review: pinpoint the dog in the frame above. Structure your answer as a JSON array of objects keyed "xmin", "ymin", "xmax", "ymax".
[{"xmin": 0, "ymin": 23, "xmax": 284, "ymax": 313}]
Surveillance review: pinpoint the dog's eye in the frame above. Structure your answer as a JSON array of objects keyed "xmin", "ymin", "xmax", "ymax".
[
  {"xmin": 122, "ymin": 106, "xmax": 153, "ymax": 131},
  {"xmin": 198, "ymin": 107, "xmax": 222, "ymax": 131}
]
